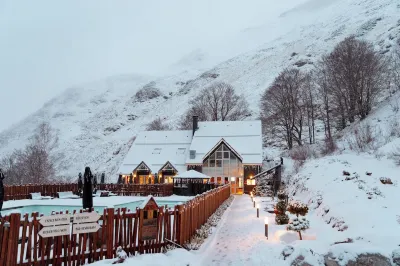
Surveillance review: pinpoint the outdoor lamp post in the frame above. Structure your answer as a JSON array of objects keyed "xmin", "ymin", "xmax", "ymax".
[
  {"xmin": 256, "ymin": 204, "xmax": 260, "ymax": 218},
  {"xmin": 253, "ymin": 199, "xmax": 256, "ymax": 208},
  {"xmin": 265, "ymin": 217, "xmax": 269, "ymax": 239}
]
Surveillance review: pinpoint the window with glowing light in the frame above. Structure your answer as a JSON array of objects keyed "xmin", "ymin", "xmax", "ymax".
[{"xmin": 203, "ymin": 144, "xmax": 242, "ymax": 178}]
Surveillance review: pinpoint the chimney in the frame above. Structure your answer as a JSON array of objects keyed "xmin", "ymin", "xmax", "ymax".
[{"xmin": 192, "ymin": 116, "xmax": 198, "ymax": 136}]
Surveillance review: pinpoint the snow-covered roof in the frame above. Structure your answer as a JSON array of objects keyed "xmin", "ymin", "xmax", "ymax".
[
  {"xmin": 119, "ymin": 120, "xmax": 262, "ymax": 174},
  {"xmin": 173, "ymin": 170, "xmax": 210, "ymax": 179},
  {"xmin": 187, "ymin": 120, "xmax": 262, "ymax": 165},
  {"xmin": 118, "ymin": 130, "xmax": 192, "ymax": 174},
  {"xmin": 139, "ymin": 195, "xmax": 158, "ymax": 209}
]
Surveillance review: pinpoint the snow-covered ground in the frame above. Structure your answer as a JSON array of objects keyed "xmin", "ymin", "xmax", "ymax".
[
  {"xmin": 87, "ymin": 195, "xmax": 349, "ymax": 266},
  {"xmin": 0, "ymin": 0, "xmax": 398, "ymax": 180}
]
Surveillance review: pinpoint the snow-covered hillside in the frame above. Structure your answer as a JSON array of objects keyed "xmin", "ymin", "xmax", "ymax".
[{"xmin": 0, "ymin": 0, "xmax": 399, "ymax": 180}]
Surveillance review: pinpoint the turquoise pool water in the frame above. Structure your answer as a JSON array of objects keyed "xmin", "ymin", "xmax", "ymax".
[{"xmin": 1, "ymin": 200, "xmax": 185, "ymax": 216}]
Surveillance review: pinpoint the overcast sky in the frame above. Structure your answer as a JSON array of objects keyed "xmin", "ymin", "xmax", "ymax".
[{"xmin": 0, "ymin": 0, "xmax": 298, "ymax": 132}]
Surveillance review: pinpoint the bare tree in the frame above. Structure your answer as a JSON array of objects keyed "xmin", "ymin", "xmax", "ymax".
[
  {"xmin": 391, "ymin": 44, "xmax": 400, "ymax": 92},
  {"xmin": 303, "ymin": 72, "xmax": 316, "ymax": 144},
  {"xmin": 30, "ymin": 122, "xmax": 59, "ymax": 154},
  {"xmin": 260, "ymin": 68, "xmax": 306, "ymax": 149},
  {"xmin": 178, "ymin": 106, "xmax": 208, "ymax": 130},
  {"xmin": 179, "ymin": 82, "xmax": 250, "ymax": 129},
  {"xmin": 321, "ymin": 36, "xmax": 387, "ymax": 124},
  {"xmin": 315, "ymin": 62, "xmax": 333, "ymax": 140},
  {"xmin": 20, "ymin": 144, "xmax": 55, "ymax": 184},
  {"xmin": 146, "ymin": 117, "xmax": 171, "ymax": 131},
  {"xmin": 0, "ymin": 122, "xmax": 58, "ymax": 184}
]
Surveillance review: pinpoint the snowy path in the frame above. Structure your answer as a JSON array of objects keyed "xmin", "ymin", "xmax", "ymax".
[{"xmin": 198, "ymin": 195, "xmax": 282, "ymax": 266}]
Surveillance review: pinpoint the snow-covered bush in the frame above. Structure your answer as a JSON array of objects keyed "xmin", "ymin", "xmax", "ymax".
[
  {"xmin": 391, "ymin": 146, "xmax": 400, "ymax": 166},
  {"xmin": 289, "ymin": 145, "xmax": 316, "ymax": 164},
  {"xmin": 252, "ymin": 174, "xmax": 274, "ymax": 197},
  {"xmin": 134, "ymin": 82, "xmax": 163, "ymax": 102},
  {"xmin": 287, "ymin": 216, "xmax": 310, "ymax": 240},
  {"xmin": 286, "ymin": 201, "xmax": 310, "ymax": 240},
  {"xmin": 287, "ymin": 201, "xmax": 309, "ymax": 217},
  {"xmin": 321, "ymin": 137, "xmax": 338, "ymax": 156},
  {"xmin": 275, "ymin": 191, "xmax": 289, "ymax": 225},
  {"xmin": 388, "ymin": 118, "xmax": 400, "ymax": 138},
  {"xmin": 346, "ymin": 123, "xmax": 379, "ymax": 152}
]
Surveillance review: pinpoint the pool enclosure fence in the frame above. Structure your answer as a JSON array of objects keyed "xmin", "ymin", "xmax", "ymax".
[
  {"xmin": 3, "ymin": 183, "xmax": 174, "ymax": 201},
  {"xmin": 0, "ymin": 185, "xmax": 230, "ymax": 266}
]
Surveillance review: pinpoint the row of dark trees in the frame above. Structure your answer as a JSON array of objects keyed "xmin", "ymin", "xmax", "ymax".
[
  {"xmin": 261, "ymin": 36, "xmax": 400, "ymax": 150},
  {"xmin": 146, "ymin": 82, "xmax": 251, "ymax": 131}
]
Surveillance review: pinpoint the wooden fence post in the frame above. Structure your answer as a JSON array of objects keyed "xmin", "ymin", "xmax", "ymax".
[
  {"xmin": 106, "ymin": 208, "xmax": 115, "ymax": 259},
  {"xmin": 6, "ymin": 213, "xmax": 20, "ymax": 266}
]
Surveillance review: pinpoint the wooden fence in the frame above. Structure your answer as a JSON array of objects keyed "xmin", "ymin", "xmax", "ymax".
[
  {"xmin": 0, "ymin": 185, "xmax": 231, "ymax": 266},
  {"xmin": 3, "ymin": 184, "xmax": 174, "ymax": 201}
]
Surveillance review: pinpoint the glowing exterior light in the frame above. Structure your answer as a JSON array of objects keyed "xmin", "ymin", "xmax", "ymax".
[{"xmin": 265, "ymin": 217, "xmax": 269, "ymax": 225}]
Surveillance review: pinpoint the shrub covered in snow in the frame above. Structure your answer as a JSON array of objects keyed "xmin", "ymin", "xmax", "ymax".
[
  {"xmin": 275, "ymin": 192, "xmax": 289, "ymax": 225},
  {"xmin": 289, "ymin": 145, "xmax": 316, "ymax": 162},
  {"xmin": 287, "ymin": 201, "xmax": 309, "ymax": 217},
  {"xmin": 252, "ymin": 175, "xmax": 274, "ymax": 197},
  {"xmin": 346, "ymin": 123, "xmax": 381, "ymax": 153},
  {"xmin": 390, "ymin": 146, "xmax": 400, "ymax": 166},
  {"xmin": 287, "ymin": 216, "xmax": 310, "ymax": 240}
]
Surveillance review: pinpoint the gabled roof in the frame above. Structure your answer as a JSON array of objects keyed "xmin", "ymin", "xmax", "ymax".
[
  {"xmin": 202, "ymin": 138, "xmax": 243, "ymax": 162},
  {"xmin": 118, "ymin": 130, "xmax": 192, "ymax": 174},
  {"xmin": 119, "ymin": 120, "xmax": 263, "ymax": 175},
  {"xmin": 133, "ymin": 161, "xmax": 151, "ymax": 172},
  {"xmin": 186, "ymin": 120, "xmax": 263, "ymax": 165},
  {"xmin": 159, "ymin": 161, "xmax": 178, "ymax": 172}
]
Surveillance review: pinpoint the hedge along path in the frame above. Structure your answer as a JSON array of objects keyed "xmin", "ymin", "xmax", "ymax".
[{"xmin": 0, "ymin": 185, "xmax": 230, "ymax": 266}]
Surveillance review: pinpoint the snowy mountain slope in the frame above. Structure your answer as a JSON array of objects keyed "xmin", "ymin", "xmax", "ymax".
[
  {"xmin": 280, "ymin": 90, "xmax": 400, "ymax": 262},
  {"xmin": 0, "ymin": 0, "xmax": 399, "ymax": 181}
]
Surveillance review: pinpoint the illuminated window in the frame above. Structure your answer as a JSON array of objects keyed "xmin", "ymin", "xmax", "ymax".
[{"xmin": 202, "ymin": 144, "xmax": 242, "ymax": 178}]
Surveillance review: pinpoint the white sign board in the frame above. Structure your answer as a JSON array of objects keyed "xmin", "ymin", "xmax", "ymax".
[
  {"xmin": 73, "ymin": 212, "xmax": 101, "ymax": 224},
  {"xmin": 38, "ymin": 224, "xmax": 71, "ymax": 238},
  {"xmin": 39, "ymin": 214, "xmax": 71, "ymax": 226},
  {"xmin": 73, "ymin": 223, "xmax": 101, "ymax": 234}
]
